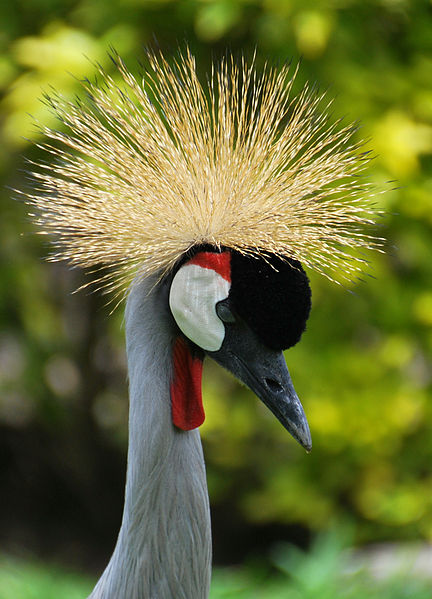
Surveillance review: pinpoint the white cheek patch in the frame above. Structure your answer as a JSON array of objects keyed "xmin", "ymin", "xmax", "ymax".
[{"xmin": 169, "ymin": 263, "xmax": 231, "ymax": 352}]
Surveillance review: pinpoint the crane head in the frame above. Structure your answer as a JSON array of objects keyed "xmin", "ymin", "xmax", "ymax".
[
  {"xmin": 168, "ymin": 248, "xmax": 312, "ymax": 451},
  {"xmin": 23, "ymin": 48, "xmax": 382, "ymax": 451}
]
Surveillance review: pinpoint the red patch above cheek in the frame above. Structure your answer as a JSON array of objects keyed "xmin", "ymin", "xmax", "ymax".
[
  {"xmin": 170, "ymin": 337, "xmax": 204, "ymax": 431},
  {"xmin": 187, "ymin": 251, "xmax": 231, "ymax": 282}
]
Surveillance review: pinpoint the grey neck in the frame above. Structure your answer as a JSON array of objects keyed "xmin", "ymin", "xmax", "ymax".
[{"xmin": 88, "ymin": 274, "xmax": 212, "ymax": 599}]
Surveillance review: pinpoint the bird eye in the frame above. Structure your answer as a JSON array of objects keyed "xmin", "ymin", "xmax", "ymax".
[{"xmin": 216, "ymin": 300, "xmax": 236, "ymax": 323}]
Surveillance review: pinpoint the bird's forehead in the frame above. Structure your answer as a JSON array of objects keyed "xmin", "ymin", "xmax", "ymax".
[{"xmin": 185, "ymin": 251, "xmax": 231, "ymax": 283}]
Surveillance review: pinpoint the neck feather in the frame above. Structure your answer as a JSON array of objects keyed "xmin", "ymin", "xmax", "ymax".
[{"xmin": 89, "ymin": 274, "xmax": 212, "ymax": 599}]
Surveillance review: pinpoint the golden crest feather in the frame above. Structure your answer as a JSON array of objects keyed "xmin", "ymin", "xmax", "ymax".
[{"xmin": 25, "ymin": 48, "xmax": 382, "ymax": 294}]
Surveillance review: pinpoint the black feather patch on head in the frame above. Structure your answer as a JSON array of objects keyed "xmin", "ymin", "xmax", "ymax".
[{"xmin": 229, "ymin": 252, "xmax": 311, "ymax": 351}]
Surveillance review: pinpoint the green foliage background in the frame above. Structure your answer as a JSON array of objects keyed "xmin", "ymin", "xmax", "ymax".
[{"xmin": 1, "ymin": 0, "xmax": 432, "ymax": 570}]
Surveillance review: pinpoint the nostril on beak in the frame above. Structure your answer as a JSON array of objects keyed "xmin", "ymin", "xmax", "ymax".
[{"xmin": 264, "ymin": 378, "xmax": 283, "ymax": 394}]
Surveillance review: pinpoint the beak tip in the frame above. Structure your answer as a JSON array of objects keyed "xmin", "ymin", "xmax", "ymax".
[
  {"xmin": 299, "ymin": 432, "xmax": 312, "ymax": 453},
  {"xmin": 292, "ymin": 408, "xmax": 312, "ymax": 453}
]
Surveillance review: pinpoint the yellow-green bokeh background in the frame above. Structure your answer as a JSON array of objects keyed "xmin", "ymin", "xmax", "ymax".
[{"xmin": 1, "ymin": 0, "xmax": 432, "ymax": 574}]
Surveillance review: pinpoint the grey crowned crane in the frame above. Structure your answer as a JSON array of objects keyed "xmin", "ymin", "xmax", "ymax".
[{"xmin": 24, "ymin": 49, "xmax": 381, "ymax": 598}]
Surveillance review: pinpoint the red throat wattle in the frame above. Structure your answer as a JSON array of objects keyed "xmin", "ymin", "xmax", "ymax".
[{"xmin": 171, "ymin": 336, "xmax": 204, "ymax": 430}]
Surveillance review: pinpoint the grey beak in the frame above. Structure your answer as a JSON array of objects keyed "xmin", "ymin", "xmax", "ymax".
[{"xmin": 208, "ymin": 315, "xmax": 312, "ymax": 451}]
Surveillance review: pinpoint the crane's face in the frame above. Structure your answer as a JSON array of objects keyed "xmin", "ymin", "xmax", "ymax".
[
  {"xmin": 169, "ymin": 252, "xmax": 231, "ymax": 353},
  {"xmin": 168, "ymin": 249, "xmax": 312, "ymax": 451}
]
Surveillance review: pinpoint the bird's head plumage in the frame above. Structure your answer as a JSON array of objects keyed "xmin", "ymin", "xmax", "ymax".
[
  {"xmin": 24, "ymin": 48, "xmax": 383, "ymax": 445},
  {"xmin": 169, "ymin": 247, "xmax": 311, "ymax": 353}
]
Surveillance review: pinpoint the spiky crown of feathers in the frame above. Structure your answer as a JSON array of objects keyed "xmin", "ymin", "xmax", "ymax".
[{"xmin": 25, "ymin": 48, "xmax": 381, "ymax": 294}]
